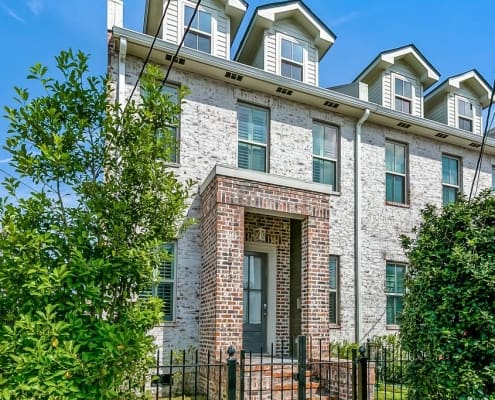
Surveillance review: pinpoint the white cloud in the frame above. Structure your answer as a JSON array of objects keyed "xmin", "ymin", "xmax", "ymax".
[
  {"xmin": 330, "ymin": 11, "xmax": 359, "ymax": 27},
  {"xmin": 0, "ymin": 3, "xmax": 25, "ymax": 23},
  {"xmin": 26, "ymin": 0, "xmax": 42, "ymax": 15}
]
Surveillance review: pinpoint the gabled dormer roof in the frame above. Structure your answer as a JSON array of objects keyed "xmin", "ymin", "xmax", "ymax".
[
  {"xmin": 144, "ymin": 0, "xmax": 248, "ymax": 44},
  {"xmin": 425, "ymin": 69, "xmax": 493, "ymax": 108},
  {"xmin": 353, "ymin": 44, "xmax": 440, "ymax": 90},
  {"xmin": 235, "ymin": 0, "xmax": 336, "ymax": 63}
]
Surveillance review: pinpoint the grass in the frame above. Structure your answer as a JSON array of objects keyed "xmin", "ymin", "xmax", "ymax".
[{"xmin": 374, "ymin": 383, "xmax": 408, "ymax": 400}]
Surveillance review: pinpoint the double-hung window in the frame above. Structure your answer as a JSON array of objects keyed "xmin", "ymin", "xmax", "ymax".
[
  {"xmin": 394, "ymin": 77, "xmax": 412, "ymax": 114},
  {"xmin": 385, "ymin": 141, "xmax": 407, "ymax": 204},
  {"xmin": 184, "ymin": 5, "xmax": 212, "ymax": 53},
  {"xmin": 238, "ymin": 104, "xmax": 268, "ymax": 172},
  {"xmin": 160, "ymin": 84, "xmax": 180, "ymax": 163},
  {"xmin": 329, "ymin": 255, "xmax": 339, "ymax": 325},
  {"xmin": 313, "ymin": 122, "xmax": 339, "ymax": 190},
  {"xmin": 281, "ymin": 38, "xmax": 303, "ymax": 81},
  {"xmin": 442, "ymin": 155, "xmax": 461, "ymax": 205},
  {"xmin": 457, "ymin": 98, "xmax": 473, "ymax": 132},
  {"xmin": 385, "ymin": 262, "xmax": 405, "ymax": 325},
  {"xmin": 141, "ymin": 243, "xmax": 176, "ymax": 322}
]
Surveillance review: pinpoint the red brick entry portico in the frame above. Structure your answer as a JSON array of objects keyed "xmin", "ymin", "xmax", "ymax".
[{"xmin": 199, "ymin": 166, "xmax": 331, "ymax": 360}]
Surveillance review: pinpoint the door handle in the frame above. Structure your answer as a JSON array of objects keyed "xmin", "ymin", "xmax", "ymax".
[{"xmin": 263, "ymin": 303, "xmax": 267, "ymax": 317}]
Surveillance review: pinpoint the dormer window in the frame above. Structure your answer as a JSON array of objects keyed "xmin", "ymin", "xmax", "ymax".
[
  {"xmin": 457, "ymin": 98, "xmax": 473, "ymax": 132},
  {"xmin": 394, "ymin": 77, "xmax": 412, "ymax": 114},
  {"xmin": 281, "ymin": 38, "xmax": 303, "ymax": 81},
  {"xmin": 184, "ymin": 5, "xmax": 212, "ymax": 54}
]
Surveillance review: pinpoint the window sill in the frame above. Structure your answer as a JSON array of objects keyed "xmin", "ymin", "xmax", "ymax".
[
  {"xmin": 385, "ymin": 201, "xmax": 410, "ymax": 208},
  {"xmin": 386, "ymin": 324, "xmax": 400, "ymax": 331},
  {"xmin": 161, "ymin": 161, "xmax": 180, "ymax": 168},
  {"xmin": 329, "ymin": 324, "xmax": 341, "ymax": 329},
  {"xmin": 156, "ymin": 321, "xmax": 177, "ymax": 327}
]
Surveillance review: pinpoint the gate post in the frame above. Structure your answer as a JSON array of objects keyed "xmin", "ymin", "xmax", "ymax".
[
  {"xmin": 227, "ymin": 346, "xmax": 237, "ymax": 400},
  {"xmin": 297, "ymin": 336, "xmax": 306, "ymax": 400},
  {"xmin": 358, "ymin": 345, "xmax": 368, "ymax": 400}
]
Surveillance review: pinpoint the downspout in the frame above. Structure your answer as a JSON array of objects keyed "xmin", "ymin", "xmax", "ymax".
[
  {"xmin": 118, "ymin": 37, "xmax": 128, "ymax": 106},
  {"xmin": 354, "ymin": 108, "xmax": 370, "ymax": 343}
]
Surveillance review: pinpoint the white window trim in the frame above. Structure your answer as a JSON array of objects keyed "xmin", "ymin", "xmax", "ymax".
[
  {"xmin": 455, "ymin": 95, "xmax": 475, "ymax": 132},
  {"xmin": 392, "ymin": 73, "xmax": 414, "ymax": 114},
  {"xmin": 276, "ymin": 32, "xmax": 308, "ymax": 82},
  {"xmin": 180, "ymin": 1, "xmax": 216, "ymax": 55}
]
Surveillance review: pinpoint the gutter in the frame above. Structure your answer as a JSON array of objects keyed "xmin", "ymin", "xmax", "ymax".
[
  {"xmin": 355, "ymin": 108, "xmax": 370, "ymax": 343},
  {"xmin": 111, "ymin": 26, "xmax": 495, "ymax": 155}
]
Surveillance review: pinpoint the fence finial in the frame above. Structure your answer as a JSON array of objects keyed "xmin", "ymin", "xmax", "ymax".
[{"xmin": 227, "ymin": 345, "xmax": 236, "ymax": 359}]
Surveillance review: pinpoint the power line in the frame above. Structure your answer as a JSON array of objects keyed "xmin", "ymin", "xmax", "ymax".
[
  {"xmin": 123, "ymin": 0, "xmax": 171, "ymax": 114},
  {"xmin": 469, "ymin": 79, "xmax": 495, "ymax": 201},
  {"xmin": 0, "ymin": 167, "xmax": 39, "ymax": 194},
  {"xmin": 160, "ymin": 0, "xmax": 202, "ymax": 90}
]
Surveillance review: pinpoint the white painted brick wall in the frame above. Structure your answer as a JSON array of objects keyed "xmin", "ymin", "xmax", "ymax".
[{"xmin": 115, "ymin": 52, "xmax": 494, "ymax": 350}]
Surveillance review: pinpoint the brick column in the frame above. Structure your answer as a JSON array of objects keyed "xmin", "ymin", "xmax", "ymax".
[{"xmin": 301, "ymin": 215, "xmax": 331, "ymax": 347}]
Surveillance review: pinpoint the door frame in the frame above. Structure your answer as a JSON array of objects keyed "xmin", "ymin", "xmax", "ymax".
[{"xmin": 244, "ymin": 242, "xmax": 276, "ymax": 351}]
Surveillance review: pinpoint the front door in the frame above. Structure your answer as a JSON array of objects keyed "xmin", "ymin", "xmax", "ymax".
[{"xmin": 242, "ymin": 253, "xmax": 267, "ymax": 352}]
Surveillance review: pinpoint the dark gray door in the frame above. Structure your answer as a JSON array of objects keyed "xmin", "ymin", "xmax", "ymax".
[{"xmin": 242, "ymin": 253, "xmax": 267, "ymax": 352}]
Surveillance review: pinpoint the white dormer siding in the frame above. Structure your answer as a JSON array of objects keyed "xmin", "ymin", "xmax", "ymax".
[
  {"xmin": 263, "ymin": 22, "xmax": 318, "ymax": 85},
  {"xmin": 424, "ymin": 71, "xmax": 491, "ymax": 135},
  {"xmin": 161, "ymin": 0, "xmax": 233, "ymax": 59}
]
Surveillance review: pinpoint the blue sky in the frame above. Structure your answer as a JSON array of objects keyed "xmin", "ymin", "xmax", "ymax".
[{"xmin": 0, "ymin": 0, "xmax": 494, "ymax": 192}]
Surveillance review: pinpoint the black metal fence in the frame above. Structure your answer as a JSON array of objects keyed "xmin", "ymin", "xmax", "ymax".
[{"xmin": 140, "ymin": 336, "xmax": 409, "ymax": 400}]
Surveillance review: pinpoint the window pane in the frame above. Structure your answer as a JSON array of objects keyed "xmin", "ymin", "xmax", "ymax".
[
  {"xmin": 157, "ymin": 282, "xmax": 174, "ymax": 321},
  {"xmin": 396, "ymin": 266, "xmax": 405, "ymax": 293},
  {"xmin": 249, "ymin": 292, "xmax": 262, "ymax": 324},
  {"xmin": 385, "ymin": 142, "xmax": 394, "ymax": 171},
  {"xmin": 386, "ymin": 174, "xmax": 394, "ymax": 202},
  {"xmin": 292, "ymin": 64, "xmax": 303, "ymax": 81},
  {"xmin": 395, "ymin": 78, "xmax": 403, "ymax": 96},
  {"xmin": 386, "ymin": 296, "xmax": 395, "ymax": 324},
  {"xmin": 459, "ymin": 117, "xmax": 472, "ymax": 132},
  {"xmin": 238, "ymin": 142, "xmax": 249, "ymax": 169},
  {"xmin": 251, "ymin": 145, "xmax": 266, "ymax": 172},
  {"xmin": 386, "ymin": 174, "xmax": 405, "ymax": 203},
  {"xmin": 395, "ymin": 144, "xmax": 405, "ymax": 174},
  {"xmin": 198, "ymin": 35, "xmax": 211, "ymax": 53},
  {"xmin": 403, "ymin": 81, "xmax": 412, "ymax": 98},
  {"xmin": 184, "ymin": 31, "xmax": 197, "ymax": 50},
  {"xmin": 249, "ymin": 257, "xmax": 262, "ymax": 289},
  {"xmin": 281, "ymin": 61, "xmax": 291, "ymax": 78},
  {"xmin": 323, "ymin": 126, "xmax": 337, "ymax": 159},
  {"xmin": 251, "ymin": 109, "xmax": 267, "ymax": 143},
  {"xmin": 329, "ymin": 256, "xmax": 337, "ymax": 289},
  {"xmin": 313, "ymin": 158, "xmax": 322, "ymax": 183},
  {"xmin": 198, "ymin": 10, "xmax": 211, "ymax": 33},
  {"xmin": 443, "ymin": 186, "xmax": 457, "ymax": 205},
  {"xmin": 385, "ymin": 264, "xmax": 396, "ymax": 293},
  {"xmin": 312, "ymin": 124, "xmax": 324, "ymax": 156},
  {"xmin": 329, "ymin": 292, "xmax": 337, "ymax": 324},
  {"xmin": 238, "ymin": 106, "xmax": 250, "ymax": 140},
  {"xmin": 293, "ymin": 43, "xmax": 303, "ymax": 63},
  {"xmin": 281, "ymin": 39, "xmax": 292, "ymax": 59},
  {"xmin": 184, "ymin": 6, "xmax": 195, "ymax": 26}
]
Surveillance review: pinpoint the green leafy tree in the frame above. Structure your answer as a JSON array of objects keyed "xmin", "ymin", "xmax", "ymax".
[
  {"xmin": 0, "ymin": 50, "xmax": 191, "ymax": 399},
  {"xmin": 401, "ymin": 191, "xmax": 495, "ymax": 400}
]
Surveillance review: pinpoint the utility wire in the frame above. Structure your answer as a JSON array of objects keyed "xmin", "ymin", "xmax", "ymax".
[
  {"xmin": 123, "ymin": 0, "xmax": 171, "ymax": 114},
  {"xmin": 469, "ymin": 79, "xmax": 495, "ymax": 201},
  {"xmin": 159, "ymin": 0, "xmax": 202, "ymax": 90},
  {"xmin": 0, "ymin": 167, "xmax": 40, "ymax": 194}
]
